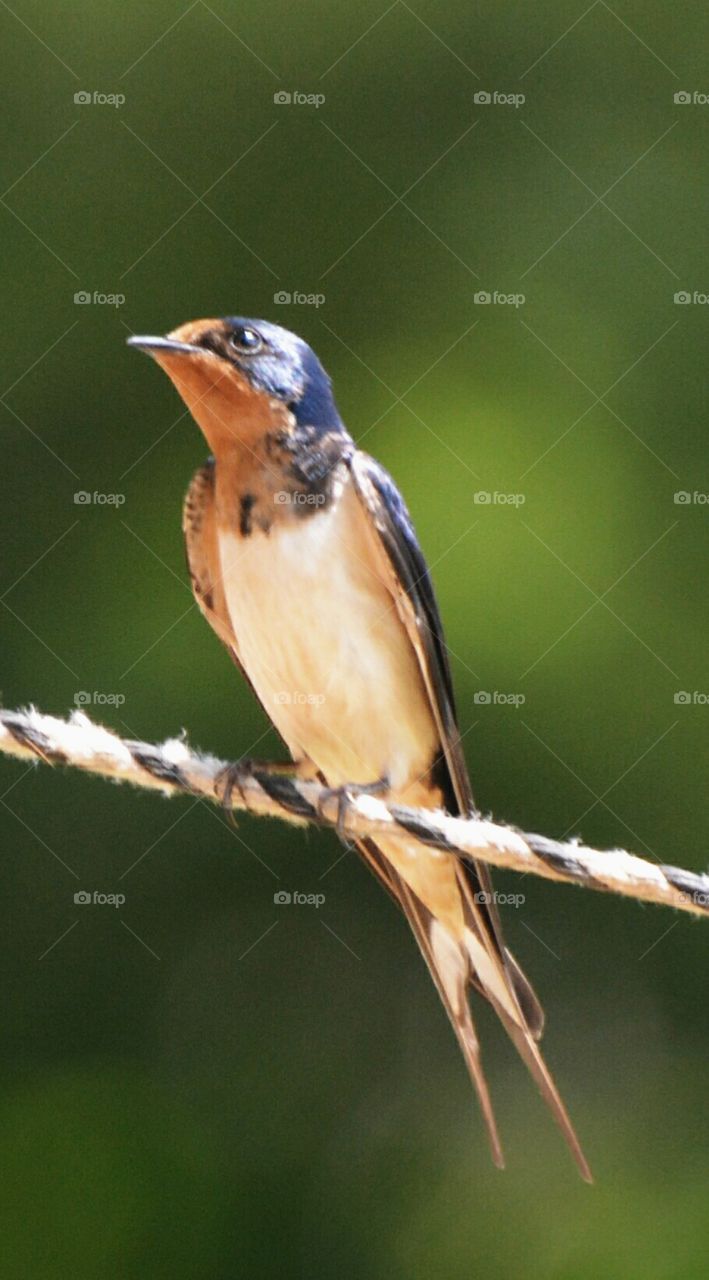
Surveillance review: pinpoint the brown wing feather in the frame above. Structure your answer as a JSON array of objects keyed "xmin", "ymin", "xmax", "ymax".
[
  {"xmin": 393, "ymin": 869, "xmax": 505, "ymax": 1169},
  {"xmin": 348, "ymin": 451, "xmax": 590, "ymax": 1180},
  {"xmin": 455, "ymin": 863, "xmax": 592, "ymax": 1181},
  {"xmin": 348, "ymin": 451, "xmax": 528, "ymax": 964},
  {"xmin": 183, "ymin": 459, "xmax": 239, "ymax": 653}
]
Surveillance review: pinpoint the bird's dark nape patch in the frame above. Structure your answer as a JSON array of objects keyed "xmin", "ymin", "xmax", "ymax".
[
  {"xmin": 262, "ymin": 426, "xmax": 352, "ymax": 519},
  {"xmin": 239, "ymin": 493, "xmax": 257, "ymax": 537},
  {"xmin": 289, "ymin": 347, "xmax": 343, "ymax": 432}
]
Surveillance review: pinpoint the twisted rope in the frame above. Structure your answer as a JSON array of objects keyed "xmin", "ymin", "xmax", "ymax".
[{"xmin": 1, "ymin": 706, "xmax": 707, "ymax": 918}]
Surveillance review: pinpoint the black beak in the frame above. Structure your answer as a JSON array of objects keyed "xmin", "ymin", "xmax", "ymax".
[{"xmin": 126, "ymin": 335, "xmax": 203, "ymax": 357}]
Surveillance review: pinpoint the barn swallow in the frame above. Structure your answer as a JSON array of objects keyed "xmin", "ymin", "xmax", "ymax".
[{"xmin": 128, "ymin": 316, "xmax": 591, "ymax": 1180}]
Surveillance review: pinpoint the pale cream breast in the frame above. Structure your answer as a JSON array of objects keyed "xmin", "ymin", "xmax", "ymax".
[{"xmin": 217, "ymin": 477, "xmax": 439, "ymax": 791}]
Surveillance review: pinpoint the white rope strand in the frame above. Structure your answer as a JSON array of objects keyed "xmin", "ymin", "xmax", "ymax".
[{"xmin": 1, "ymin": 705, "xmax": 707, "ymax": 919}]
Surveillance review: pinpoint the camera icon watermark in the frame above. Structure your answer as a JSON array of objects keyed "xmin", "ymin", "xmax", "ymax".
[
  {"xmin": 273, "ymin": 889, "xmax": 325, "ymax": 907},
  {"xmin": 474, "ymin": 89, "xmax": 525, "ymax": 108},
  {"xmin": 73, "ymin": 690, "xmax": 126, "ymax": 708},
  {"xmin": 473, "ymin": 490, "xmax": 526, "ymax": 507},
  {"xmin": 674, "ymin": 690, "xmax": 709, "ymax": 705},
  {"xmin": 674, "ymin": 290, "xmax": 709, "ymax": 305},
  {"xmin": 74, "ymin": 889, "xmax": 126, "ymax": 907},
  {"xmin": 474, "ymin": 889, "xmax": 525, "ymax": 908},
  {"xmin": 673, "ymin": 90, "xmax": 709, "ymax": 105},
  {"xmin": 74, "ymin": 90, "xmax": 126, "ymax": 108},
  {"xmin": 73, "ymin": 491, "xmax": 125, "ymax": 506},
  {"xmin": 674, "ymin": 490, "xmax": 709, "ymax": 505},
  {"xmin": 273, "ymin": 290, "xmax": 325, "ymax": 307},
  {"xmin": 273, "ymin": 491, "xmax": 326, "ymax": 507},
  {"xmin": 474, "ymin": 290, "xmax": 525, "ymax": 308},
  {"xmin": 74, "ymin": 290, "xmax": 125, "ymax": 307},
  {"xmin": 474, "ymin": 690, "xmax": 526, "ymax": 708},
  {"xmin": 273, "ymin": 690, "xmax": 326, "ymax": 706},
  {"xmin": 273, "ymin": 89, "xmax": 325, "ymax": 108}
]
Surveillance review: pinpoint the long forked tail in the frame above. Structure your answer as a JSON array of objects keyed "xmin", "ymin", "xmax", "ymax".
[
  {"xmin": 456, "ymin": 861, "xmax": 593, "ymax": 1183},
  {"xmin": 355, "ymin": 834, "xmax": 591, "ymax": 1181},
  {"xmin": 396, "ymin": 871, "xmax": 506, "ymax": 1169},
  {"xmin": 354, "ymin": 835, "xmax": 504, "ymax": 1167}
]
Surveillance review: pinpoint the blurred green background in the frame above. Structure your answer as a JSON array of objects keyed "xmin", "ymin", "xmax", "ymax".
[{"xmin": 1, "ymin": 1, "xmax": 707, "ymax": 1275}]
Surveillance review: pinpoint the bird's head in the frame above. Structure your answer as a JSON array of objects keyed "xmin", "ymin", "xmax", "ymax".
[{"xmin": 127, "ymin": 316, "xmax": 343, "ymax": 454}]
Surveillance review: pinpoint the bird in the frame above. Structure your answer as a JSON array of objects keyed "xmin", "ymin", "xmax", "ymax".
[{"xmin": 127, "ymin": 315, "xmax": 591, "ymax": 1181}]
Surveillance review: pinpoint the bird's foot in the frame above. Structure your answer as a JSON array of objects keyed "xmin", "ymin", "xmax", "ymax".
[
  {"xmin": 216, "ymin": 758, "xmax": 315, "ymax": 818},
  {"xmin": 317, "ymin": 777, "xmax": 390, "ymax": 842}
]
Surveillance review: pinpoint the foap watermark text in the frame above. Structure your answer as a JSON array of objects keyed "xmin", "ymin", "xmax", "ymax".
[
  {"xmin": 674, "ymin": 291, "xmax": 709, "ymax": 306},
  {"xmin": 474, "ymin": 90, "xmax": 525, "ymax": 108},
  {"xmin": 674, "ymin": 91, "xmax": 709, "ymax": 106},
  {"xmin": 474, "ymin": 490, "xmax": 526, "ymax": 507},
  {"xmin": 474, "ymin": 890, "xmax": 525, "ymax": 908},
  {"xmin": 74, "ymin": 691, "xmax": 125, "ymax": 708},
  {"xmin": 674, "ymin": 491, "xmax": 709, "ymax": 505},
  {"xmin": 274, "ymin": 890, "xmax": 325, "ymax": 907},
  {"xmin": 74, "ymin": 491, "xmax": 125, "ymax": 506},
  {"xmin": 274, "ymin": 491, "xmax": 326, "ymax": 507},
  {"xmin": 74, "ymin": 90, "xmax": 125, "ymax": 108},
  {"xmin": 74, "ymin": 890, "xmax": 125, "ymax": 907},
  {"xmin": 474, "ymin": 690, "xmax": 526, "ymax": 707},
  {"xmin": 74, "ymin": 291, "xmax": 125, "ymax": 307},
  {"xmin": 274, "ymin": 290, "xmax": 325, "ymax": 308},
  {"xmin": 274, "ymin": 691, "xmax": 325, "ymax": 706},
  {"xmin": 474, "ymin": 290, "xmax": 525, "ymax": 307},
  {"xmin": 274, "ymin": 90, "xmax": 325, "ymax": 108}
]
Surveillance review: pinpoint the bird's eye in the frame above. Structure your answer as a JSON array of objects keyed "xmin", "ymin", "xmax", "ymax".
[{"xmin": 230, "ymin": 326, "xmax": 263, "ymax": 354}]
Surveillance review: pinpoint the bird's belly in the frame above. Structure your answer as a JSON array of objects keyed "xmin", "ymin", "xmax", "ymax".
[{"xmin": 217, "ymin": 485, "xmax": 438, "ymax": 792}]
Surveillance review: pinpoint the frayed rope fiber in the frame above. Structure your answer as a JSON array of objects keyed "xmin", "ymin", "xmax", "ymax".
[{"xmin": 1, "ymin": 705, "xmax": 707, "ymax": 919}]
